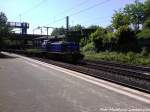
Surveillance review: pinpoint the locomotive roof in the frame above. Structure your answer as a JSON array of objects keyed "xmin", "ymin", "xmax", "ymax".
[{"xmin": 51, "ymin": 41, "xmax": 76, "ymax": 45}]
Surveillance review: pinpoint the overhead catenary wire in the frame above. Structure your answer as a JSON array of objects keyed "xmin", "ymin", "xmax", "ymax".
[
  {"xmin": 22, "ymin": 0, "xmax": 47, "ymax": 15},
  {"xmin": 18, "ymin": 0, "xmax": 111, "ymax": 34},
  {"xmin": 47, "ymin": 0, "xmax": 111, "ymax": 26},
  {"xmin": 54, "ymin": 0, "xmax": 92, "ymax": 17},
  {"xmin": 12, "ymin": 0, "xmax": 48, "ymax": 21},
  {"xmin": 44, "ymin": 0, "xmax": 92, "ymax": 26},
  {"xmin": 87, "ymin": 18, "xmax": 112, "ymax": 27},
  {"xmin": 79, "ymin": 16, "xmax": 111, "ymax": 25},
  {"xmin": 45, "ymin": 17, "xmax": 66, "ymax": 26},
  {"xmin": 69, "ymin": 0, "xmax": 111, "ymax": 17}
]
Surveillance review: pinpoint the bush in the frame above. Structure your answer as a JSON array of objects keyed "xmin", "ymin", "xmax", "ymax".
[
  {"xmin": 82, "ymin": 42, "xmax": 96, "ymax": 53},
  {"xmin": 84, "ymin": 51, "xmax": 150, "ymax": 66},
  {"xmin": 106, "ymin": 32, "xmax": 116, "ymax": 43},
  {"xmin": 115, "ymin": 26, "xmax": 135, "ymax": 43},
  {"xmin": 144, "ymin": 18, "xmax": 150, "ymax": 29},
  {"xmin": 141, "ymin": 47, "xmax": 149, "ymax": 56},
  {"xmin": 115, "ymin": 26, "xmax": 136, "ymax": 51},
  {"xmin": 137, "ymin": 28, "xmax": 150, "ymax": 39},
  {"xmin": 126, "ymin": 52, "xmax": 136, "ymax": 63},
  {"xmin": 80, "ymin": 38, "xmax": 86, "ymax": 48},
  {"xmin": 89, "ymin": 27, "xmax": 107, "ymax": 51}
]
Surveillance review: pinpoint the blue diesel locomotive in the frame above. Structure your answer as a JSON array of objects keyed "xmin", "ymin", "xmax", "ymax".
[{"xmin": 41, "ymin": 40, "xmax": 83, "ymax": 63}]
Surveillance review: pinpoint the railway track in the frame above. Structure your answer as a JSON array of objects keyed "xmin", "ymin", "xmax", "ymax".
[
  {"xmin": 80, "ymin": 60, "xmax": 150, "ymax": 93},
  {"xmin": 31, "ymin": 57, "xmax": 150, "ymax": 93},
  {"xmin": 3, "ymin": 51, "xmax": 150, "ymax": 93},
  {"xmin": 82, "ymin": 60, "xmax": 150, "ymax": 80},
  {"xmin": 84, "ymin": 60, "xmax": 150, "ymax": 73}
]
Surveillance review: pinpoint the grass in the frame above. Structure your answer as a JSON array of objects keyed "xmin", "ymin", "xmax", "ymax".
[
  {"xmin": 83, "ymin": 51, "xmax": 150, "ymax": 66},
  {"xmin": 26, "ymin": 48, "xmax": 43, "ymax": 53}
]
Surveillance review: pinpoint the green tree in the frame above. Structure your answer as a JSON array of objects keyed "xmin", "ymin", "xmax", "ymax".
[
  {"xmin": 137, "ymin": 18, "xmax": 150, "ymax": 40},
  {"xmin": 137, "ymin": 28, "xmax": 150, "ymax": 39},
  {"xmin": 0, "ymin": 12, "xmax": 8, "ymax": 36},
  {"xmin": 112, "ymin": 11, "xmax": 130, "ymax": 29},
  {"xmin": 106, "ymin": 32, "xmax": 116, "ymax": 43},
  {"xmin": 82, "ymin": 42, "xmax": 96, "ymax": 53},
  {"xmin": 0, "ymin": 12, "xmax": 9, "ymax": 50},
  {"xmin": 144, "ymin": 0, "xmax": 150, "ymax": 19},
  {"xmin": 70, "ymin": 24, "xmax": 84, "ymax": 31},
  {"xmin": 87, "ymin": 25, "xmax": 99, "ymax": 29},
  {"xmin": 115, "ymin": 26, "xmax": 136, "ymax": 51},
  {"xmin": 89, "ymin": 27, "xmax": 107, "ymax": 51},
  {"xmin": 124, "ymin": 0, "xmax": 144, "ymax": 31},
  {"xmin": 105, "ymin": 25, "xmax": 114, "ymax": 32},
  {"xmin": 51, "ymin": 27, "xmax": 66, "ymax": 36},
  {"xmin": 143, "ymin": 17, "xmax": 150, "ymax": 29},
  {"xmin": 136, "ymin": 0, "xmax": 150, "ymax": 40},
  {"xmin": 66, "ymin": 24, "xmax": 85, "ymax": 42}
]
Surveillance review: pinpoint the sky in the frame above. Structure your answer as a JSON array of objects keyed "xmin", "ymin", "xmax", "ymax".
[{"xmin": 0, "ymin": 0, "xmax": 144, "ymax": 34}]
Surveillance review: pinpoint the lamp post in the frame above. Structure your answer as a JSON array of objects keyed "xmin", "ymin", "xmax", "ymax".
[
  {"xmin": 37, "ymin": 26, "xmax": 43, "ymax": 36},
  {"xmin": 33, "ymin": 26, "xmax": 42, "ymax": 35},
  {"xmin": 43, "ymin": 26, "xmax": 55, "ymax": 39},
  {"xmin": 33, "ymin": 29, "xmax": 36, "ymax": 35}
]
